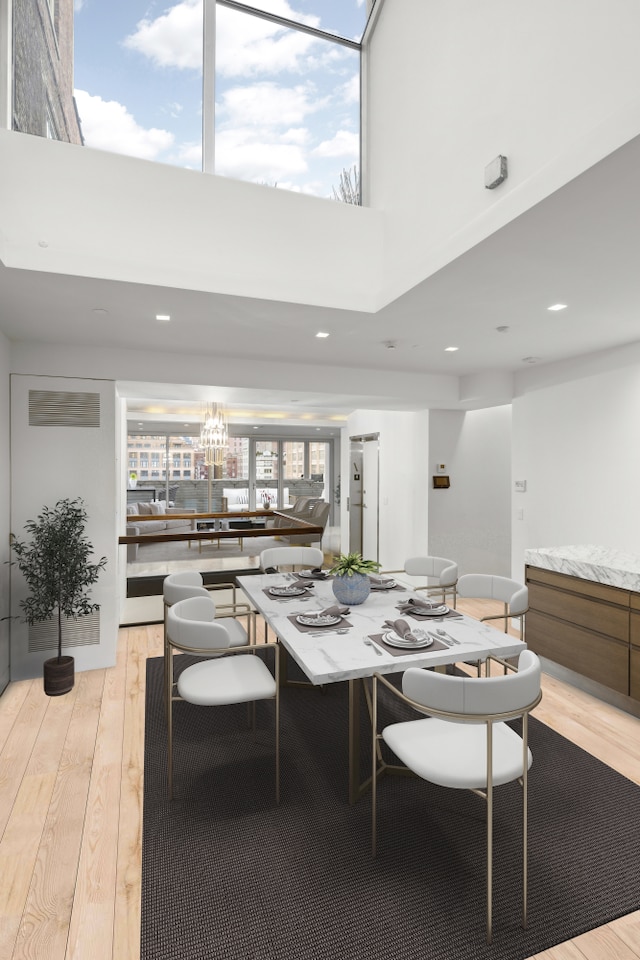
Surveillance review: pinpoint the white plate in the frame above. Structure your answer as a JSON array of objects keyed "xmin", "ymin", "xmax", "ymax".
[
  {"xmin": 370, "ymin": 579, "xmax": 396, "ymax": 590},
  {"xmin": 298, "ymin": 570, "xmax": 327, "ymax": 579},
  {"xmin": 269, "ymin": 586, "xmax": 308, "ymax": 597},
  {"xmin": 296, "ymin": 614, "xmax": 342, "ymax": 627},
  {"xmin": 405, "ymin": 604, "xmax": 448, "ymax": 616},
  {"xmin": 382, "ymin": 631, "xmax": 433, "ymax": 649}
]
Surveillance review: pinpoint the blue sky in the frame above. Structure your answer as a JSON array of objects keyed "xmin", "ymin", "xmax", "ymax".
[{"xmin": 73, "ymin": 1, "xmax": 365, "ymax": 198}]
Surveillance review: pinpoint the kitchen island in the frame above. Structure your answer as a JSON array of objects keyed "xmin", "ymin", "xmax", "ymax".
[{"xmin": 525, "ymin": 545, "xmax": 640, "ymax": 715}]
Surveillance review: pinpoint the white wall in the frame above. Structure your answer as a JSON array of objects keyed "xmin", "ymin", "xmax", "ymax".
[
  {"xmin": 10, "ymin": 375, "xmax": 119, "ymax": 680},
  {"xmin": 428, "ymin": 406, "xmax": 512, "ymax": 577},
  {"xmin": 512, "ymin": 362, "xmax": 640, "ymax": 575},
  {"xmin": 0, "ymin": 129, "xmax": 383, "ymax": 314},
  {"xmin": 343, "ymin": 409, "xmax": 430, "ymax": 569},
  {"xmin": 367, "ymin": 0, "xmax": 640, "ymax": 303},
  {"xmin": 0, "ymin": 332, "xmax": 9, "ymax": 693}
]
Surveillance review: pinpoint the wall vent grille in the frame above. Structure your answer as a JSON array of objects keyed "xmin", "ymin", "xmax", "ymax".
[
  {"xmin": 28, "ymin": 613, "xmax": 100, "ymax": 653},
  {"xmin": 28, "ymin": 390, "xmax": 101, "ymax": 427}
]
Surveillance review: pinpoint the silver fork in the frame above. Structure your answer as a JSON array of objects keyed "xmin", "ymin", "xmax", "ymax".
[{"xmin": 363, "ymin": 638, "xmax": 383, "ymax": 656}]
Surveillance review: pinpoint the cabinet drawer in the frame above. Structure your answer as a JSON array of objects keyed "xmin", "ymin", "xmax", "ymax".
[
  {"xmin": 526, "ymin": 610, "xmax": 629, "ymax": 695},
  {"xmin": 631, "ymin": 646, "xmax": 640, "ymax": 700},
  {"xmin": 528, "ymin": 582, "xmax": 629, "ymax": 643}
]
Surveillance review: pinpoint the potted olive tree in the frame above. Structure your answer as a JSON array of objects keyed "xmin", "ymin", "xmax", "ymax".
[
  {"xmin": 329, "ymin": 551, "xmax": 380, "ymax": 605},
  {"xmin": 10, "ymin": 498, "xmax": 107, "ymax": 696}
]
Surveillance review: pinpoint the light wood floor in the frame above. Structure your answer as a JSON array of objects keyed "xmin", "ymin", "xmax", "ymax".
[{"xmin": 1, "ymin": 600, "xmax": 639, "ymax": 960}]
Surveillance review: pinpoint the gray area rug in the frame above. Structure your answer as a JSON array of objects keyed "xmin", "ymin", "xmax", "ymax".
[{"xmin": 141, "ymin": 656, "xmax": 640, "ymax": 960}]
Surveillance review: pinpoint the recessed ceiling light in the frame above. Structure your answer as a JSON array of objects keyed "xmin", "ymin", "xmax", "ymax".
[
  {"xmin": 156, "ymin": 314, "xmax": 171, "ymax": 322},
  {"xmin": 495, "ymin": 325, "xmax": 509, "ymax": 333},
  {"xmin": 547, "ymin": 303, "xmax": 567, "ymax": 312},
  {"xmin": 315, "ymin": 331, "xmax": 330, "ymax": 338},
  {"xmin": 444, "ymin": 346, "xmax": 459, "ymax": 352},
  {"xmin": 522, "ymin": 356, "xmax": 539, "ymax": 364},
  {"xmin": 92, "ymin": 308, "xmax": 108, "ymax": 317}
]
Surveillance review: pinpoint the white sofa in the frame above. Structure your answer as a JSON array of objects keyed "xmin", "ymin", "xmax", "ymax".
[
  {"xmin": 223, "ymin": 488, "xmax": 289, "ymax": 511},
  {"xmin": 126, "ymin": 500, "xmax": 196, "ymax": 560}
]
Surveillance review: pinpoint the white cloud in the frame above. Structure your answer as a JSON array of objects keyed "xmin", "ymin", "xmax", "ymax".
[
  {"xmin": 313, "ymin": 129, "xmax": 359, "ymax": 159},
  {"xmin": 217, "ymin": 82, "xmax": 324, "ymax": 127},
  {"xmin": 342, "ymin": 73, "xmax": 360, "ymax": 104},
  {"xmin": 123, "ymin": 0, "xmax": 203, "ymax": 70},
  {"xmin": 215, "ymin": 128, "xmax": 308, "ymax": 181},
  {"xmin": 175, "ymin": 142, "xmax": 203, "ymax": 168},
  {"xmin": 280, "ymin": 127, "xmax": 309, "ymax": 145},
  {"xmin": 74, "ymin": 0, "xmax": 85, "ymax": 11},
  {"xmin": 122, "ymin": 0, "xmax": 323, "ymax": 76},
  {"xmin": 74, "ymin": 89, "xmax": 174, "ymax": 161},
  {"xmin": 216, "ymin": 6, "xmax": 319, "ymax": 78}
]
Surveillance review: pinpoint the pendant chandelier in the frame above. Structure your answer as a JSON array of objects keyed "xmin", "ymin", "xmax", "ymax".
[{"xmin": 200, "ymin": 401, "xmax": 228, "ymax": 466}]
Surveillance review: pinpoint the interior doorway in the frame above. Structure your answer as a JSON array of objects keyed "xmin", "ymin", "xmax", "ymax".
[{"xmin": 348, "ymin": 434, "xmax": 379, "ymax": 561}]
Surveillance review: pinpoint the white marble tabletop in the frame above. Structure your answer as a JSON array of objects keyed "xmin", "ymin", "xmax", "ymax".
[
  {"xmin": 524, "ymin": 544, "xmax": 640, "ymax": 592},
  {"xmin": 237, "ymin": 573, "xmax": 526, "ymax": 685}
]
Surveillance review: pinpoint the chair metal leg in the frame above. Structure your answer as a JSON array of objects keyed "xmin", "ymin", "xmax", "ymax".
[
  {"xmin": 167, "ymin": 653, "xmax": 174, "ymax": 800},
  {"xmin": 274, "ymin": 645, "xmax": 280, "ymax": 805},
  {"xmin": 371, "ymin": 675, "xmax": 378, "ymax": 857},
  {"xmin": 522, "ymin": 713, "xmax": 529, "ymax": 930},
  {"xmin": 486, "ymin": 719, "xmax": 493, "ymax": 945}
]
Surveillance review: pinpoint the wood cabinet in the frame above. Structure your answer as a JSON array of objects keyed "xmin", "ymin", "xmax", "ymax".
[{"xmin": 525, "ymin": 565, "xmax": 634, "ymax": 699}]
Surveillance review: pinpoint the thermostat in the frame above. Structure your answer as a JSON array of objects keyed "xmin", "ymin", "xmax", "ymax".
[{"xmin": 485, "ymin": 155, "xmax": 508, "ymax": 190}]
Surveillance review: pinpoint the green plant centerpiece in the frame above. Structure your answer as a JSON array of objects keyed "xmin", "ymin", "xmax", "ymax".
[
  {"xmin": 329, "ymin": 551, "xmax": 380, "ymax": 605},
  {"xmin": 10, "ymin": 498, "xmax": 107, "ymax": 697}
]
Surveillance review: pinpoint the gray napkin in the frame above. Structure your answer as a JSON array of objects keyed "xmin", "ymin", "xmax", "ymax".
[
  {"xmin": 369, "ymin": 575, "xmax": 392, "ymax": 585},
  {"xmin": 398, "ymin": 596, "xmax": 440, "ymax": 610},
  {"xmin": 383, "ymin": 618, "xmax": 419, "ymax": 641},
  {"xmin": 321, "ymin": 603, "xmax": 350, "ymax": 617}
]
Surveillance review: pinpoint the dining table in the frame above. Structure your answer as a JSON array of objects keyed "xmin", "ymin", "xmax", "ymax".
[{"xmin": 236, "ymin": 571, "xmax": 527, "ymax": 802}]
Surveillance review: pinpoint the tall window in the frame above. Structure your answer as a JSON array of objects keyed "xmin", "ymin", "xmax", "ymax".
[
  {"xmin": 214, "ymin": 3, "xmax": 361, "ymax": 198},
  {"xmin": 28, "ymin": 0, "xmax": 367, "ymax": 200}
]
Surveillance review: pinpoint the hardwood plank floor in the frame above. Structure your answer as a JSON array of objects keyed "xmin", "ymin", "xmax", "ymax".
[{"xmin": 0, "ymin": 601, "xmax": 639, "ymax": 959}]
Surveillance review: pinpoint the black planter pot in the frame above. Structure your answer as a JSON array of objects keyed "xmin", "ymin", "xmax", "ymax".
[{"xmin": 43, "ymin": 655, "xmax": 75, "ymax": 697}]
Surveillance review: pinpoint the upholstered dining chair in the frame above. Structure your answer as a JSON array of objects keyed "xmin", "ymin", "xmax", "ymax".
[
  {"xmin": 371, "ymin": 650, "xmax": 542, "ymax": 944},
  {"xmin": 384, "ymin": 556, "xmax": 458, "ymax": 607},
  {"xmin": 260, "ymin": 545, "xmax": 324, "ymax": 573},
  {"xmin": 166, "ymin": 595, "xmax": 280, "ymax": 801},
  {"xmin": 456, "ymin": 574, "xmax": 528, "ymax": 641},
  {"xmin": 162, "ymin": 571, "xmax": 252, "ymax": 714},
  {"xmin": 259, "ymin": 545, "xmax": 326, "ymax": 682}
]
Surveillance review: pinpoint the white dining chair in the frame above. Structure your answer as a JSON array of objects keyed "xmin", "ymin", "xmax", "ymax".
[
  {"xmin": 372, "ymin": 650, "xmax": 542, "ymax": 943},
  {"xmin": 260, "ymin": 545, "xmax": 324, "ymax": 572},
  {"xmin": 163, "ymin": 571, "xmax": 252, "ymax": 714},
  {"xmin": 166, "ymin": 595, "xmax": 280, "ymax": 801},
  {"xmin": 456, "ymin": 574, "xmax": 528, "ymax": 641},
  {"xmin": 384, "ymin": 556, "xmax": 458, "ymax": 606}
]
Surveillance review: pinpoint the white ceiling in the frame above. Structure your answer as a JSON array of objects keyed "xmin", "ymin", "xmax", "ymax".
[{"xmin": 3, "ymin": 132, "xmax": 640, "ymax": 426}]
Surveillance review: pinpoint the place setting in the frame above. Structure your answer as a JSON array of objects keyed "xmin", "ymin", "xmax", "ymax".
[
  {"xmin": 293, "ymin": 567, "xmax": 333, "ymax": 581},
  {"xmin": 395, "ymin": 595, "xmax": 462, "ymax": 620},
  {"xmin": 263, "ymin": 581, "xmax": 316, "ymax": 601},
  {"xmin": 368, "ymin": 574, "xmax": 406, "ymax": 591},
  {"xmin": 288, "ymin": 603, "xmax": 353, "ymax": 634},
  {"xmin": 366, "ymin": 617, "xmax": 451, "ymax": 657}
]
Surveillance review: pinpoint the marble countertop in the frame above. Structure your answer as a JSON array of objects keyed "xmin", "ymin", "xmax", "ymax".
[{"xmin": 524, "ymin": 545, "xmax": 640, "ymax": 592}]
